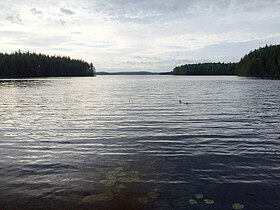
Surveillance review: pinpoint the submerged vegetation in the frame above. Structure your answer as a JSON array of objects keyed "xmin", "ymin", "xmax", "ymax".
[
  {"xmin": 0, "ymin": 50, "xmax": 95, "ymax": 78},
  {"xmin": 173, "ymin": 44, "xmax": 280, "ymax": 78},
  {"xmin": 188, "ymin": 193, "xmax": 245, "ymax": 209},
  {"xmin": 82, "ymin": 160, "xmax": 160, "ymax": 209},
  {"xmin": 82, "ymin": 160, "xmax": 247, "ymax": 210}
]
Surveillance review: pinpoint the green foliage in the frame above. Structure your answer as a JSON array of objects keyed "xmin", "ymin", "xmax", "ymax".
[
  {"xmin": 83, "ymin": 192, "xmax": 114, "ymax": 203},
  {"xmin": 173, "ymin": 62, "xmax": 237, "ymax": 75},
  {"xmin": 238, "ymin": 44, "xmax": 280, "ymax": 78},
  {"xmin": 147, "ymin": 191, "xmax": 159, "ymax": 199},
  {"xmin": 232, "ymin": 203, "xmax": 245, "ymax": 209},
  {"xmin": 0, "ymin": 50, "xmax": 96, "ymax": 78},
  {"xmin": 204, "ymin": 199, "xmax": 215, "ymax": 205},
  {"xmin": 195, "ymin": 193, "xmax": 204, "ymax": 199},
  {"xmin": 188, "ymin": 199, "xmax": 198, "ymax": 205}
]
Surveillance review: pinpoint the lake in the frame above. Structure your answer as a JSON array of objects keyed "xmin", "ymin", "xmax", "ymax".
[{"xmin": 0, "ymin": 76, "xmax": 280, "ymax": 210}]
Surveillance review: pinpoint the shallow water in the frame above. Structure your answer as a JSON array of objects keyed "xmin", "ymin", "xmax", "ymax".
[{"xmin": 0, "ymin": 76, "xmax": 280, "ymax": 210}]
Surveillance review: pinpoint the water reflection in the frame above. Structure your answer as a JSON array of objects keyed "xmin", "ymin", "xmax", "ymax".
[
  {"xmin": 0, "ymin": 79, "xmax": 49, "ymax": 88},
  {"xmin": 0, "ymin": 76, "xmax": 279, "ymax": 210}
]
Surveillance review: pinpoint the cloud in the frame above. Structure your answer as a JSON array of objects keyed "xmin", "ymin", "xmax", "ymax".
[
  {"xmin": 60, "ymin": 8, "xmax": 75, "ymax": 15},
  {"xmin": 59, "ymin": 19, "xmax": 66, "ymax": 25},
  {"xmin": 6, "ymin": 13, "xmax": 23, "ymax": 24},
  {"xmin": 0, "ymin": 0, "xmax": 279, "ymax": 71},
  {"xmin": 31, "ymin": 8, "xmax": 43, "ymax": 15}
]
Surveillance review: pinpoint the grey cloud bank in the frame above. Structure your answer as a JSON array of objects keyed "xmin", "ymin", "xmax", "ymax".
[{"xmin": 0, "ymin": 0, "xmax": 280, "ymax": 71}]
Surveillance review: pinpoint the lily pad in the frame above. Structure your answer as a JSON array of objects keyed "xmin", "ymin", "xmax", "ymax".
[
  {"xmin": 147, "ymin": 191, "xmax": 159, "ymax": 199},
  {"xmin": 117, "ymin": 160, "xmax": 128, "ymax": 166},
  {"xmin": 83, "ymin": 192, "xmax": 114, "ymax": 203},
  {"xmin": 106, "ymin": 170, "xmax": 121, "ymax": 178},
  {"xmin": 115, "ymin": 167, "xmax": 124, "ymax": 172},
  {"xmin": 100, "ymin": 179, "xmax": 117, "ymax": 186},
  {"xmin": 189, "ymin": 199, "xmax": 197, "ymax": 205},
  {"xmin": 195, "ymin": 193, "xmax": 204, "ymax": 199},
  {"xmin": 130, "ymin": 170, "xmax": 140, "ymax": 176},
  {"xmin": 115, "ymin": 184, "xmax": 126, "ymax": 192},
  {"xmin": 232, "ymin": 203, "xmax": 244, "ymax": 210},
  {"xmin": 138, "ymin": 196, "xmax": 149, "ymax": 204},
  {"xmin": 117, "ymin": 184, "xmax": 126, "ymax": 189},
  {"xmin": 118, "ymin": 172, "xmax": 140, "ymax": 183},
  {"xmin": 204, "ymin": 199, "xmax": 215, "ymax": 205}
]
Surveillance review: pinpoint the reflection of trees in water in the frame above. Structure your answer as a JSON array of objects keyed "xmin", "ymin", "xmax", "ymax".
[{"xmin": 0, "ymin": 79, "xmax": 48, "ymax": 88}]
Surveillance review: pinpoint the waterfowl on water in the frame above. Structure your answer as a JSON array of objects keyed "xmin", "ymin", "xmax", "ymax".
[{"xmin": 179, "ymin": 100, "xmax": 189, "ymax": 105}]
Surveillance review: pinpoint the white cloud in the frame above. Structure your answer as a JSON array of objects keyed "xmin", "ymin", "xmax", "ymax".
[
  {"xmin": 0, "ymin": 0, "xmax": 280, "ymax": 71},
  {"xmin": 31, "ymin": 8, "xmax": 43, "ymax": 15},
  {"xmin": 6, "ymin": 13, "xmax": 23, "ymax": 24},
  {"xmin": 60, "ymin": 8, "xmax": 75, "ymax": 15}
]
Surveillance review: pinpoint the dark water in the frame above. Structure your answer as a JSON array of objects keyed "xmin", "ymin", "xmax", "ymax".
[{"xmin": 0, "ymin": 76, "xmax": 280, "ymax": 210}]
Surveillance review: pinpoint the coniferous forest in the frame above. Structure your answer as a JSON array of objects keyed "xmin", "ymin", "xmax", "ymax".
[
  {"xmin": 173, "ymin": 62, "xmax": 237, "ymax": 75},
  {"xmin": 0, "ymin": 51, "xmax": 95, "ymax": 78},
  {"xmin": 173, "ymin": 44, "xmax": 280, "ymax": 78},
  {"xmin": 238, "ymin": 44, "xmax": 280, "ymax": 78}
]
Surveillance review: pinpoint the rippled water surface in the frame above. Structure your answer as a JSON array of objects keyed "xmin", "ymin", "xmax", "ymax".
[{"xmin": 0, "ymin": 76, "xmax": 280, "ymax": 210}]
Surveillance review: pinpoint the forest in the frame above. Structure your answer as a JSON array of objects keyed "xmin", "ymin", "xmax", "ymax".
[
  {"xmin": 238, "ymin": 44, "xmax": 280, "ymax": 78},
  {"xmin": 0, "ymin": 51, "xmax": 95, "ymax": 78},
  {"xmin": 173, "ymin": 44, "xmax": 280, "ymax": 78},
  {"xmin": 173, "ymin": 62, "xmax": 237, "ymax": 75}
]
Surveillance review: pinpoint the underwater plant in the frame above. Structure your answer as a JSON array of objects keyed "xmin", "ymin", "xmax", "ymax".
[
  {"xmin": 195, "ymin": 193, "xmax": 204, "ymax": 199},
  {"xmin": 83, "ymin": 192, "xmax": 114, "ymax": 203},
  {"xmin": 232, "ymin": 203, "xmax": 245, "ymax": 210},
  {"xmin": 188, "ymin": 199, "xmax": 198, "ymax": 205},
  {"xmin": 83, "ymin": 160, "xmax": 160, "ymax": 206},
  {"xmin": 204, "ymin": 199, "xmax": 215, "ymax": 205}
]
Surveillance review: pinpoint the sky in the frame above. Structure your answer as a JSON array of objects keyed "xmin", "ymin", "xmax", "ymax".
[{"xmin": 0, "ymin": 0, "xmax": 280, "ymax": 72}]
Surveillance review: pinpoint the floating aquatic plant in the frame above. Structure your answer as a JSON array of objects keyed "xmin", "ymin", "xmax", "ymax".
[
  {"xmin": 147, "ymin": 191, "xmax": 159, "ymax": 199},
  {"xmin": 117, "ymin": 160, "xmax": 128, "ymax": 166},
  {"xmin": 115, "ymin": 167, "xmax": 124, "ymax": 172},
  {"xmin": 195, "ymin": 193, "xmax": 204, "ymax": 199},
  {"xmin": 232, "ymin": 203, "xmax": 244, "ymax": 210},
  {"xmin": 115, "ymin": 184, "xmax": 126, "ymax": 193},
  {"xmin": 138, "ymin": 196, "xmax": 149, "ymax": 204},
  {"xmin": 204, "ymin": 199, "xmax": 215, "ymax": 205},
  {"xmin": 83, "ymin": 160, "xmax": 160, "ymax": 206},
  {"xmin": 189, "ymin": 199, "xmax": 198, "ymax": 205},
  {"xmin": 100, "ymin": 179, "xmax": 117, "ymax": 187},
  {"xmin": 118, "ymin": 171, "xmax": 140, "ymax": 183},
  {"xmin": 83, "ymin": 191, "xmax": 114, "ymax": 203}
]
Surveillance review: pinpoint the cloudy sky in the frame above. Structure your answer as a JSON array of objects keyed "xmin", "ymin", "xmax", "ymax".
[{"xmin": 0, "ymin": 0, "xmax": 280, "ymax": 72}]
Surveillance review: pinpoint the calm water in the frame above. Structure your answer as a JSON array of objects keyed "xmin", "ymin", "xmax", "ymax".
[{"xmin": 0, "ymin": 76, "xmax": 280, "ymax": 210}]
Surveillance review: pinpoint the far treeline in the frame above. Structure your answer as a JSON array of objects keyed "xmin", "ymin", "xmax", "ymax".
[
  {"xmin": 0, "ymin": 51, "xmax": 96, "ymax": 78},
  {"xmin": 173, "ymin": 44, "xmax": 280, "ymax": 78},
  {"xmin": 173, "ymin": 62, "xmax": 236, "ymax": 75}
]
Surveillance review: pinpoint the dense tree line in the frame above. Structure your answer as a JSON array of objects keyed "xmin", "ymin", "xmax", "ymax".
[
  {"xmin": 173, "ymin": 62, "xmax": 237, "ymax": 75},
  {"xmin": 0, "ymin": 50, "xmax": 96, "ymax": 78},
  {"xmin": 238, "ymin": 44, "xmax": 280, "ymax": 78},
  {"xmin": 172, "ymin": 44, "xmax": 280, "ymax": 78}
]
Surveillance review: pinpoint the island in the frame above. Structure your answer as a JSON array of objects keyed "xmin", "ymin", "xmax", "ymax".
[{"xmin": 0, "ymin": 51, "xmax": 96, "ymax": 78}]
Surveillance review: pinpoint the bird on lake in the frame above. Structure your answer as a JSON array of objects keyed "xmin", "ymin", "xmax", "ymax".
[{"xmin": 179, "ymin": 100, "xmax": 189, "ymax": 105}]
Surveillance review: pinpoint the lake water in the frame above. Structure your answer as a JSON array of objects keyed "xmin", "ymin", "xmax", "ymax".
[{"xmin": 0, "ymin": 76, "xmax": 280, "ymax": 210}]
